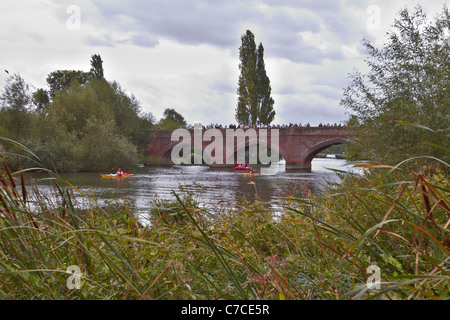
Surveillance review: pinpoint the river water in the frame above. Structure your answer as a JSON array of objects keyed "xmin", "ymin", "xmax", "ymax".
[{"xmin": 26, "ymin": 158, "xmax": 361, "ymax": 216}]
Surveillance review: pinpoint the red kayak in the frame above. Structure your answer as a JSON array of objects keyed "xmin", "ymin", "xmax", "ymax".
[{"xmin": 234, "ymin": 165, "xmax": 253, "ymax": 171}]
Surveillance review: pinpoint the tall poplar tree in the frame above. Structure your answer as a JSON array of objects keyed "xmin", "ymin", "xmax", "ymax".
[
  {"xmin": 256, "ymin": 43, "xmax": 275, "ymax": 125},
  {"xmin": 236, "ymin": 30, "xmax": 275, "ymax": 125},
  {"xmin": 90, "ymin": 54, "xmax": 104, "ymax": 79},
  {"xmin": 236, "ymin": 30, "xmax": 258, "ymax": 125}
]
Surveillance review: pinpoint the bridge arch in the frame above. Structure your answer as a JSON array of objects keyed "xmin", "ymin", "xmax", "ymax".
[
  {"xmin": 224, "ymin": 139, "xmax": 284, "ymax": 163},
  {"xmin": 160, "ymin": 142, "xmax": 211, "ymax": 164},
  {"xmin": 304, "ymin": 138, "xmax": 347, "ymax": 164},
  {"xmin": 159, "ymin": 142, "xmax": 183, "ymax": 160}
]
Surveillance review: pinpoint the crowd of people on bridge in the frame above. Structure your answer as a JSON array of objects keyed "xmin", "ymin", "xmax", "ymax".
[{"xmin": 186, "ymin": 122, "xmax": 346, "ymax": 130}]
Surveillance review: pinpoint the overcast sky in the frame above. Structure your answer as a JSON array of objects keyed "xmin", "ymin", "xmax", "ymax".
[{"xmin": 0, "ymin": 0, "xmax": 447, "ymax": 126}]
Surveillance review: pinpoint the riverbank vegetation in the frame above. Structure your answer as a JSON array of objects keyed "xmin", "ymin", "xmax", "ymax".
[
  {"xmin": 0, "ymin": 135, "xmax": 448, "ymax": 299},
  {"xmin": 0, "ymin": 55, "xmax": 157, "ymax": 172},
  {"xmin": 0, "ymin": 53, "xmax": 194, "ymax": 173}
]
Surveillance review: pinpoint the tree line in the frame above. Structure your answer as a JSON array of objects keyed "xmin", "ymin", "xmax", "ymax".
[{"xmin": 0, "ymin": 54, "xmax": 187, "ymax": 172}]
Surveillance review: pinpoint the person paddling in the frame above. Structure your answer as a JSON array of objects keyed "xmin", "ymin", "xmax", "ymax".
[{"xmin": 116, "ymin": 168, "xmax": 123, "ymax": 176}]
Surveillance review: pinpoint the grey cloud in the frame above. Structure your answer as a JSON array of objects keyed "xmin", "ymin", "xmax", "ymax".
[
  {"xmin": 268, "ymin": 37, "xmax": 345, "ymax": 64},
  {"xmin": 309, "ymin": 58, "xmax": 365, "ymax": 92},
  {"xmin": 129, "ymin": 34, "xmax": 159, "ymax": 48},
  {"xmin": 90, "ymin": 0, "xmax": 363, "ymax": 64},
  {"xmin": 260, "ymin": 0, "xmax": 365, "ymax": 44},
  {"xmin": 277, "ymin": 84, "xmax": 297, "ymax": 95},
  {"xmin": 209, "ymin": 79, "xmax": 235, "ymax": 95},
  {"xmin": 259, "ymin": 0, "xmax": 342, "ymax": 12},
  {"xmin": 311, "ymin": 85, "xmax": 344, "ymax": 101},
  {"xmin": 276, "ymin": 83, "xmax": 343, "ymax": 105},
  {"xmin": 29, "ymin": 32, "xmax": 45, "ymax": 43},
  {"xmin": 276, "ymin": 99, "xmax": 346, "ymax": 125},
  {"xmin": 319, "ymin": 11, "xmax": 363, "ymax": 44},
  {"xmin": 92, "ymin": 0, "xmax": 252, "ymax": 48},
  {"xmin": 84, "ymin": 34, "xmax": 115, "ymax": 47},
  {"xmin": 263, "ymin": 8, "xmax": 322, "ymax": 34}
]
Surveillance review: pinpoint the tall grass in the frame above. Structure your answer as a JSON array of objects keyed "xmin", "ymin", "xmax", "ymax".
[
  {"xmin": 0, "ymin": 133, "xmax": 449, "ymax": 300},
  {"xmin": 284, "ymin": 163, "xmax": 449, "ymax": 299}
]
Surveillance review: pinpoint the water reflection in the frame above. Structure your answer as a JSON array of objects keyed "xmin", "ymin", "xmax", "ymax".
[{"xmin": 26, "ymin": 158, "xmax": 360, "ymax": 213}]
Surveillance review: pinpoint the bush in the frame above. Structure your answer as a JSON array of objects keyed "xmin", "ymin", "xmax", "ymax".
[{"xmin": 76, "ymin": 116, "xmax": 138, "ymax": 171}]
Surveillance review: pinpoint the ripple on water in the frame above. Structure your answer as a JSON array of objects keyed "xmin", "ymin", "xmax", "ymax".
[{"xmin": 25, "ymin": 159, "xmax": 362, "ymax": 215}]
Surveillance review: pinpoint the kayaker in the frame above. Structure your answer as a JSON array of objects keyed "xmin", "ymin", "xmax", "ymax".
[{"xmin": 116, "ymin": 168, "xmax": 123, "ymax": 176}]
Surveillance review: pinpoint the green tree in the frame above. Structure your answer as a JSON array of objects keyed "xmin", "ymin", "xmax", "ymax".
[
  {"xmin": 46, "ymin": 54, "xmax": 105, "ymax": 99},
  {"xmin": 0, "ymin": 55, "xmax": 155, "ymax": 172},
  {"xmin": 90, "ymin": 54, "xmax": 104, "ymax": 79},
  {"xmin": 33, "ymin": 117, "xmax": 80, "ymax": 172},
  {"xmin": 157, "ymin": 108, "xmax": 187, "ymax": 129},
  {"xmin": 256, "ymin": 43, "xmax": 275, "ymax": 125},
  {"xmin": 37, "ymin": 77, "xmax": 155, "ymax": 171},
  {"xmin": 46, "ymin": 70, "xmax": 91, "ymax": 99},
  {"xmin": 32, "ymin": 88, "xmax": 50, "ymax": 111},
  {"xmin": 132, "ymin": 111, "xmax": 155, "ymax": 157},
  {"xmin": 236, "ymin": 30, "xmax": 275, "ymax": 125},
  {"xmin": 0, "ymin": 73, "xmax": 32, "ymax": 111},
  {"xmin": 341, "ymin": 6, "xmax": 449, "ymax": 165},
  {"xmin": 105, "ymin": 81, "xmax": 154, "ymax": 154},
  {"xmin": 77, "ymin": 116, "xmax": 138, "ymax": 171},
  {"xmin": 46, "ymin": 79, "xmax": 113, "ymax": 135},
  {"xmin": 236, "ymin": 30, "xmax": 258, "ymax": 125},
  {"xmin": 0, "ymin": 73, "xmax": 33, "ymax": 140},
  {"xmin": 107, "ymin": 82, "xmax": 142, "ymax": 137}
]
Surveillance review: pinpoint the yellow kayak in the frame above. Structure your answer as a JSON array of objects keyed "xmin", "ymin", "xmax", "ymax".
[
  {"xmin": 242, "ymin": 172, "xmax": 259, "ymax": 176},
  {"xmin": 100, "ymin": 173, "xmax": 133, "ymax": 178}
]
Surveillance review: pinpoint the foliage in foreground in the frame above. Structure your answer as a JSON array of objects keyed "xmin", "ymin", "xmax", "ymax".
[
  {"xmin": 342, "ymin": 6, "xmax": 449, "ymax": 165},
  {"xmin": 0, "ymin": 142, "xmax": 448, "ymax": 300}
]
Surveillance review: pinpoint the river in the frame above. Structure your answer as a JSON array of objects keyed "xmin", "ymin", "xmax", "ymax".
[{"xmin": 26, "ymin": 158, "xmax": 361, "ymax": 216}]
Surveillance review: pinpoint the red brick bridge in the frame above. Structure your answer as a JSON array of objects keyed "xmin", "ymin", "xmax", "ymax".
[{"xmin": 148, "ymin": 127, "xmax": 351, "ymax": 171}]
